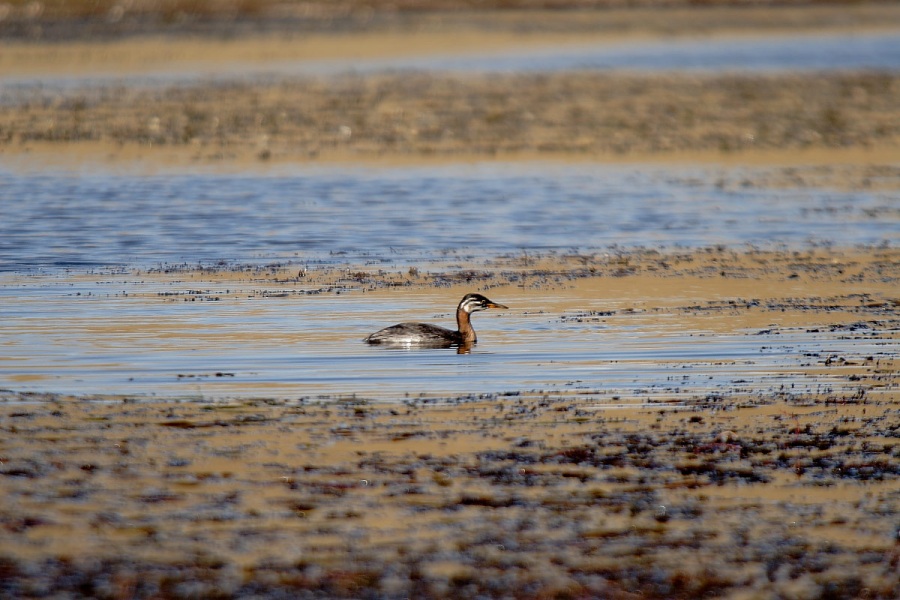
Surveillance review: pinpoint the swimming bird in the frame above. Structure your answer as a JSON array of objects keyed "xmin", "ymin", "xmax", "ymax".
[{"xmin": 364, "ymin": 293, "xmax": 508, "ymax": 348}]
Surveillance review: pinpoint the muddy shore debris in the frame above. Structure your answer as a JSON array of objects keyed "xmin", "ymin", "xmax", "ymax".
[
  {"xmin": 1, "ymin": 390, "xmax": 897, "ymax": 598},
  {"xmin": 2, "ymin": 247, "xmax": 899, "ymax": 597}
]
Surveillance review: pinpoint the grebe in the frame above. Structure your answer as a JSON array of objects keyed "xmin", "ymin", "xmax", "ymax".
[{"xmin": 364, "ymin": 293, "xmax": 508, "ymax": 348}]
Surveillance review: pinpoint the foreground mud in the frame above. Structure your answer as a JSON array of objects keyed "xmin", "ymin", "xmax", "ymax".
[
  {"xmin": 1, "ymin": 247, "xmax": 898, "ymax": 598},
  {"xmin": 1, "ymin": 395, "xmax": 897, "ymax": 598}
]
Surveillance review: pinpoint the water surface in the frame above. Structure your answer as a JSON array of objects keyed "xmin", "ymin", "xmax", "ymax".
[
  {"xmin": 3, "ymin": 31, "xmax": 899, "ymax": 90},
  {"xmin": 2, "ymin": 275, "xmax": 889, "ymax": 402},
  {"xmin": 2, "ymin": 159, "xmax": 897, "ymax": 401},
  {"xmin": 1, "ymin": 163, "xmax": 895, "ymax": 272}
]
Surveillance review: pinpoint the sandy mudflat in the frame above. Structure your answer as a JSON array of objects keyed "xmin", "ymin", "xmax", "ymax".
[
  {"xmin": 0, "ymin": 394, "xmax": 898, "ymax": 598},
  {"xmin": 3, "ymin": 2, "xmax": 899, "ymax": 42},
  {"xmin": 2, "ymin": 247, "xmax": 899, "ymax": 598},
  {"xmin": 2, "ymin": 2, "xmax": 899, "ymax": 597},
  {"xmin": 3, "ymin": 71, "xmax": 900, "ymax": 172},
  {"xmin": 2, "ymin": 4, "xmax": 900, "ymax": 169}
]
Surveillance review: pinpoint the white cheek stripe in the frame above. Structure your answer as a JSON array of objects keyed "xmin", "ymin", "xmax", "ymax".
[{"xmin": 460, "ymin": 299, "xmax": 480, "ymax": 313}]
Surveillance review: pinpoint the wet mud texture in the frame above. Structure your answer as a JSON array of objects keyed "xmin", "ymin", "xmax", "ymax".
[
  {"xmin": 2, "ymin": 71, "xmax": 899, "ymax": 163},
  {"xmin": 2, "ymin": 247, "xmax": 899, "ymax": 598},
  {"xmin": 0, "ymin": 395, "xmax": 898, "ymax": 598},
  {"xmin": 2, "ymin": 1, "xmax": 896, "ymax": 41}
]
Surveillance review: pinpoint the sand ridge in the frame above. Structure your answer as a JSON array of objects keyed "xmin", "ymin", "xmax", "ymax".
[{"xmin": 3, "ymin": 70, "xmax": 899, "ymax": 169}]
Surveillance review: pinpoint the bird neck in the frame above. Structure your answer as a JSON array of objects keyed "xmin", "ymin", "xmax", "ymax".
[{"xmin": 456, "ymin": 308, "xmax": 477, "ymax": 343}]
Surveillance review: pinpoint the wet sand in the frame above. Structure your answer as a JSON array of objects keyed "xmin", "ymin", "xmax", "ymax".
[
  {"xmin": 1, "ymin": 394, "xmax": 897, "ymax": 598},
  {"xmin": 2, "ymin": 248, "xmax": 899, "ymax": 597}
]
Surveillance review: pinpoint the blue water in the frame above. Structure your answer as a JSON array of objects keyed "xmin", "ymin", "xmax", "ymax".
[
  {"xmin": 2, "ymin": 274, "xmax": 890, "ymax": 401},
  {"xmin": 1, "ymin": 160, "xmax": 895, "ymax": 401},
  {"xmin": 379, "ymin": 31, "xmax": 900, "ymax": 75},
  {"xmin": 1, "ymin": 163, "xmax": 896, "ymax": 272},
  {"xmin": 2, "ymin": 31, "xmax": 899, "ymax": 91}
]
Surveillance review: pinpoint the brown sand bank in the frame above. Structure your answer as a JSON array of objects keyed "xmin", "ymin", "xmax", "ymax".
[
  {"xmin": 2, "ymin": 3, "xmax": 899, "ymax": 168},
  {"xmin": 3, "ymin": 2, "xmax": 899, "ymax": 42},
  {"xmin": 1, "ymin": 247, "xmax": 898, "ymax": 598},
  {"xmin": 3, "ymin": 71, "xmax": 900, "ymax": 169},
  {"xmin": 131, "ymin": 245, "xmax": 900, "ymax": 315}
]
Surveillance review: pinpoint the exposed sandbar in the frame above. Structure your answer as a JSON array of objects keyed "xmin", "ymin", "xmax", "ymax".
[
  {"xmin": 2, "ymin": 71, "xmax": 900, "ymax": 171},
  {"xmin": 2, "ymin": 4, "xmax": 899, "ymax": 169}
]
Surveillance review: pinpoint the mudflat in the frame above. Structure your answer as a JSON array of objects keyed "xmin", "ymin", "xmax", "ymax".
[
  {"xmin": 2, "ymin": 4, "xmax": 900, "ymax": 169},
  {"xmin": 1, "ymin": 2, "xmax": 899, "ymax": 598},
  {"xmin": 2, "ymin": 247, "xmax": 899, "ymax": 597}
]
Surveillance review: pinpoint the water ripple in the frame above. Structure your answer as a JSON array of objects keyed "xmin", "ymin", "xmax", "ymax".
[{"xmin": 1, "ymin": 163, "xmax": 894, "ymax": 272}]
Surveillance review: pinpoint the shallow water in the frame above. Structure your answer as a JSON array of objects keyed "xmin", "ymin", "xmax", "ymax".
[
  {"xmin": 1, "ymin": 163, "xmax": 895, "ymax": 272},
  {"xmin": 1, "ymin": 160, "xmax": 897, "ymax": 401},
  {"xmin": 1, "ymin": 270, "xmax": 892, "ymax": 402},
  {"xmin": 357, "ymin": 31, "xmax": 900, "ymax": 76},
  {"xmin": 3, "ymin": 31, "xmax": 899, "ymax": 90}
]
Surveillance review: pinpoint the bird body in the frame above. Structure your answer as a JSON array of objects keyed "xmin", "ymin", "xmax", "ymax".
[
  {"xmin": 364, "ymin": 322, "xmax": 463, "ymax": 347},
  {"xmin": 364, "ymin": 293, "xmax": 507, "ymax": 348}
]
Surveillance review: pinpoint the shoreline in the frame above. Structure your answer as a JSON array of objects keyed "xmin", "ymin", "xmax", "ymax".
[
  {"xmin": 2, "ymin": 249, "xmax": 898, "ymax": 597},
  {"xmin": 5, "ymin": 139, "xmax": 900, "ymax": 175},
  {"xmin": 2, "ymin": 6, "xmax": 898, "ymax": 169},
  {"xmin": 1, "ymin": 391, "xmax": 897, "ymax": 597}
]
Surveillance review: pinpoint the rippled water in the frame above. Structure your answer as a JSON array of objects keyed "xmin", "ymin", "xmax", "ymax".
[
  {"xmin": 1, "ymin": 163, "xmax": 895, "ymax": 272},
  {"xmin": 2, "ymin": 161, "xmax": 897, "ymax": 401},
  {"xmin": 2, "ymin": 274, "xmax": 889, "ymax": 402}
]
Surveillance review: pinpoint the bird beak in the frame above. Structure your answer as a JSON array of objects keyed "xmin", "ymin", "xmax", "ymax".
[{"xmin": 487, "ymin": 302, "xmax": 508, "ymax": 310}]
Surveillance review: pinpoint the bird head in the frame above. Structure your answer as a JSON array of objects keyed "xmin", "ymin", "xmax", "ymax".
[{"xmin": 458, "ymin": 293, "xmax": 508, "ymax": 314}]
